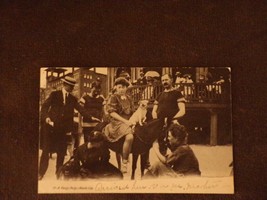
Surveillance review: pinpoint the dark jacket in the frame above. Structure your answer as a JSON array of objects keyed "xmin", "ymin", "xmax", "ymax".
[
  {"xmin": 73, "ymin": 142, "xmax": 110, "ymax": 168},
  {"xmin": 166, "ymin": 144, "xmax": 201, "ymax": 176},
  {"xmin": 40, "ymin": 90, "xmax": 91, "ymax": 151},
  {"xmin": 57, "ymin": 142, "xmax": 123, "ymax": 179}
]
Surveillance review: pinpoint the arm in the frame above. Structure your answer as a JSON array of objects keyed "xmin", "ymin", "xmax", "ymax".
[
  {"xmin": 78, "ymin": 96, "xmax": 102, "ymax": 122},
  {"xmin": 152, "ymin": 140, "xmax": 167, "ymax": 164},
  {"xmin": 166, "ymin": 147, "xmax": 187, "ymax": 167},
  {"xmin": 100, "ymin": 146, "xmax": 111, "ymax": 163},
  {"xmin": 74, "ymin": 99, "xmax": 95, "ymax": 121},
  {"xmin": 152, "ymin": 104, "xmax": 158, "ymax": 119},
  {"xmin": 172, "ymin": 92, "xmax": 186, "ymax": 123},
  {"xmin": 172, "ymin": 102, "xmax": 185, "ymax": 123},
  {"xmin": 40, "ymin": 92, "xmax": 53, "ymax": 123},
  {"xmin": 70, "ymin": 148, "xmax": 82, "ymax": 173},
  {"xmin": 152, "ymin": 93, "xmax": 161, "ymax": 119}
]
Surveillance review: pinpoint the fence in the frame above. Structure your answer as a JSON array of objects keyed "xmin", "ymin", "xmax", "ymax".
[{"xmin": 130, "ymin": 83, "xmax": 229, "ymax": 104}]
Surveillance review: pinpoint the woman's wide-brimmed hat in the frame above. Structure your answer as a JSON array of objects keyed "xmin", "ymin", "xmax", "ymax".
[
  {"xmin": 61, "ymin": 76, "xmax": 76, "ymax": 86},
  {"xmin": 114, "ymin": 77, "xmax": 130, "ymax": 87}
]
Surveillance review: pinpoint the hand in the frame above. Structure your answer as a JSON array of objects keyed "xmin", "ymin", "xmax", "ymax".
[
  {"xmin": 45, "ymin": 117, "xmax": 51, "ymax": 124},
  {"xmin": 91, "ymin": 117, "xmax": 102, "ymax": 122},
  {"xmin": 152, "ymin": 112, "xmax": 157, "ymax": 119},
  {"xmin": 46, "ymin": 118, "xmax": 54, "ymax": 127},
  {"xmin": 171, "ymin": 119, "xmax": 180, "ymax": 125},
  {"xmin": 125, "ymin": 120, "xmax": 135, "ymax": 127}
]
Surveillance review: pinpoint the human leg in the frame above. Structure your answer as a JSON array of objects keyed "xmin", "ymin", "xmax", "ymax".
[
  {"xmin": 121, "ymin": 133, "xmax": 133, "ymax": 173},
  {"xmin": 56, "ymin": 140, "xmax": 68, "ymax": 177},
  {"xmin": 116, "ymin": 152, "xmax": 121, "ymax": 170},
  {"xmin": 39, "ymin": 149, "xmax": 49, "ymax": 179},
  {"xmin": 143, "ymin": 161, "xmax": 177, "ymax": 179}
]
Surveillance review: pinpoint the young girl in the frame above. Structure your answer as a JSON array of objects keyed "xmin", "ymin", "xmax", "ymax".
[{"xmin": 104, "ymin": 77, "xmax": 135, "ymax": 173}]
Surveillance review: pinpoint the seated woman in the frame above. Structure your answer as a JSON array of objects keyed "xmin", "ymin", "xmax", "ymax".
[
  {"xmin": 143, "ymin": 124, "xmax": 201, "ymax": 178},
  {"xmin": 57, "ymin": 131, "xmax": 123, "ymax": 180},
  {"xmin": 104, "ymin": 77, "xmax": 135, "ymax": 173}
]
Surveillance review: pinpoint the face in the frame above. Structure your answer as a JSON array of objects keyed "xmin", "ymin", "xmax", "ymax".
[
  {"xmin": 146, "ymin": 77, "xmax": 154, "ymax": 85},
  {"xmin": 64, "ymin": 84, "xmax": 74, "ymax": 93},
  {"xmin": 91, "ymin": 87, "xmax": 101, "ymax": 97},
  {"xmin": 167, "ymin": 131, "xmax": 179, "ymax": 146},
  {"xmin": 139, "ymin": 100, "xmax": 148, "ymax": 109},
  {"xmin": 115, "ymin": 84, "xmax": 127, "ymax": 95},
  {"xmin": 161, "ymin": 74, "xmax": 172, "ymax": 89},
  {"xmin": 87, "ymin": 141, "xmax": 103, "ymax": 149}
]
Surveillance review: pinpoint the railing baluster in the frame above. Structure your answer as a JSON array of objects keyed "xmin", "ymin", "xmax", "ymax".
[{"xmin": 131, "ymin": 82, "xmax": 226, "ymax": 104}]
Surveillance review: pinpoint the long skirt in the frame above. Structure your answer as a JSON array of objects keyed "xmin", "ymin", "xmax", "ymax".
[{"xmin": 143, "ymin": 161, "xmax": 183, "ymax": 179}]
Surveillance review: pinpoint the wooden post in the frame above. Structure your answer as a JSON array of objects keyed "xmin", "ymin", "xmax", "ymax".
[
  {"xmin": 210, "ymin": 109, "xmax": 218, "ymax": 146},
  {"xmin": 78, "ymin": 68, "xmax": 83, "ymax": 141}
]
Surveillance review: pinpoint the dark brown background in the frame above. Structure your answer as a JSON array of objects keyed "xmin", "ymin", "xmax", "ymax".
[{"xmin": 0, "ymin": 0, "xmax": 266, "ymax": 199}]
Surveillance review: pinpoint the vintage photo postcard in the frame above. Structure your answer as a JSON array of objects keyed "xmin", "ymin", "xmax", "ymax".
[{"xmin": 38, "ymin": 67, "xmax": 233, "ymax": 194}]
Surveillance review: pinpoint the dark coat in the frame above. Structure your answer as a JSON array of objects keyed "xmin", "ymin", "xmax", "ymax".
[
  {"xmin": 57, "ymin": 143, "xmax": 123, "ymax": 180},
  {"xmin": 40, "ymin": 90, "xmax": 91, "ymax": 151}
]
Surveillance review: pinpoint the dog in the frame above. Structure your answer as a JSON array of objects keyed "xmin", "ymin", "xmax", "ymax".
[{"xmin": 129, "ymin": 100, "xmax": 149, "ymax": 126}]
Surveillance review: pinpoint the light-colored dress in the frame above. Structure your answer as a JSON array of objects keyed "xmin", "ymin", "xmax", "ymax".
[{"xmin": 104, "ymin": 94, "xmax": 135, "ymax": 142}]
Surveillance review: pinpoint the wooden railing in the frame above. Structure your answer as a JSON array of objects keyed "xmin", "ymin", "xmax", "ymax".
[{"xmin": 129, "ymin": 83, "xmax": 229, "ymax": 104}]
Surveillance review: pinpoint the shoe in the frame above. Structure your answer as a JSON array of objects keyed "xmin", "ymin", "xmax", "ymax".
[
  {"xmin": 38, "ymin": 174, "xmax": 43, "ymax": 181},
  {"xmin": 121, "ymin": 161, "xmax": 128, "ymax": 173}
]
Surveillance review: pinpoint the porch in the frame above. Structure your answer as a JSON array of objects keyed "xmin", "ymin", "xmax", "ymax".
[{"xmin": 129, "ymin": 83, "xmax": 231, "ymax": 146}]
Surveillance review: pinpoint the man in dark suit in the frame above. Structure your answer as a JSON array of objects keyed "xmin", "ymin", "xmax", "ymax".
[{"xmin": 38, "ymin": 75, "xmax": 95, "ymax": 180}]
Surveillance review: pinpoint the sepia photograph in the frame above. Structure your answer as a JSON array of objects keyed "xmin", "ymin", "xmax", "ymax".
[
  {"xmin": 1, "ymin": 0, "xmax": 266, "ymax": 199},
  {"xmin": 38, "ymin": 67, "xmax": 233, "ymax": 194}
]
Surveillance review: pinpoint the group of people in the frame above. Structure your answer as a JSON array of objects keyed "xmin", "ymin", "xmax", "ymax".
[{"xmin": 38, "ymin": 72, "xmax": 201, "ymax": 181}]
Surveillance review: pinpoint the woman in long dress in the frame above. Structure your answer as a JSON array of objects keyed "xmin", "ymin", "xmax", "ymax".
[{"xmin": 104, "ymin": 77, "xmax": 135, "ymax": 173}]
